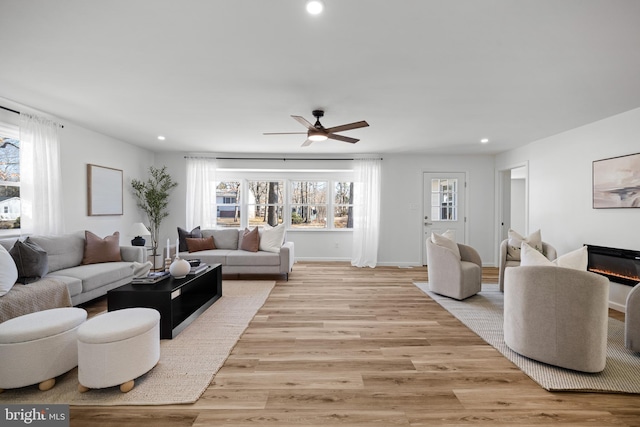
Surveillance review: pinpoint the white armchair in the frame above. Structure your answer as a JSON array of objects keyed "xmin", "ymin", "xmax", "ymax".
[
  {"xmin": 498, "ymin": 239, "xmax": 557, "ymax": 291},
  {"xmin": 504, "ymin": 265, "xmax": 609, "ymax": 373},
  {"xmin": 625, "ymin": 283, "xmax": 640, "ymax": 352},
  {"xmin": 426, "ymin": 238, "xmax": 482, "ymax": 300}
]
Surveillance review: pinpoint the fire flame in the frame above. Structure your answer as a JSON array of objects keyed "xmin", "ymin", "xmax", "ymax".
[{"xmin": 589, "ymin": 268, "xmax": 640, "ymax": 282}]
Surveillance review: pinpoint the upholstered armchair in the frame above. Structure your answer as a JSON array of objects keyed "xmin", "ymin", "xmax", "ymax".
[
  {"xmin": 625, "ymin": 283, "xmax": 640, "ymax": 352},
  {"xmin": 503, "ymin": 265, "xmax": 609, "ymax": 373},
  {"xmin": 426, "ymin": 238, "xmax": 482, "ymax": 300},
  {"xmin": 498, "ymin": 239, "xmax": 557, "ymax": 291}
]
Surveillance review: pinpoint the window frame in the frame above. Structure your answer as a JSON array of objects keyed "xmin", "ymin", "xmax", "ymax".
[
  {"xmin": 0, "ymin": 122, "xmax": 21, "ymax": 234},
  {"xmin": 214, "ymin": 169, "xmax": 354, "ymax": 231}
]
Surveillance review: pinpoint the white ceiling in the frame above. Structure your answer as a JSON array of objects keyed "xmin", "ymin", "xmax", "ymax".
[{"xmin": 1, "ymin": 0, "xmax": 640, "ymax": 155}]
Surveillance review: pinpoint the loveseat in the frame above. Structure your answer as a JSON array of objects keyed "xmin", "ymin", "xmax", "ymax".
[
  {"xmin": 170, "ymin": 227, "xmax": 294, "ymax": 280},
  {"xmin": 0, "ymin": 231, "xmax": 146, "ymax": 322}
]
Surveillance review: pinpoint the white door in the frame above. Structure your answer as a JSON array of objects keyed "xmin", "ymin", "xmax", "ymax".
[{"xmin": 423, "ymin": 172, "xmax": 466, "ymax": 265}]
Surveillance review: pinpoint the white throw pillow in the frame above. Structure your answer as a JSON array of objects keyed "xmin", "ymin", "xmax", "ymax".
[
  {"xmin": 430, "ymin": 230, "xmax": 461, "ymax": 259},
  {"xmin": 507, "ymin": 229, "xmax": 543, "ymax": 261},
  {"xmin": 259, "ymin": 224, "xmax": 286, "ymax": 253},
  {"xmin": 0, "ymin": 244, "xmax": 18, "ymax": 296},
  {"xmin": 520, "ymin": 242, "xmax": 553, "ymax": 266},
  {"xmin": 520, "ymin": 242, "xmax": 588, "ymax": 271},
  {"xmin": 555, "ymin": 245, "xmax": 588, "ymax": 270}
]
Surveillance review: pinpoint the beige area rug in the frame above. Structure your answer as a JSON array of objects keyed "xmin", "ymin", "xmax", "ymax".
[
  {"xmin": 415, "ymin": 282, "xmax": 640, "ymax": 393},
  {"xmin": 0, "ymin": 280, "xmax": 275, "ymax": 406}
]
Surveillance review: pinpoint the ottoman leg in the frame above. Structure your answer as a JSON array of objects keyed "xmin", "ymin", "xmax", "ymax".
[
  {"xmin": 78, "ymin": 384, "xmax": 90, "ymax": 393},
  {"xmin": 120, "ymin": 380, "xmax": 135, "ymax": 393},
  {"xmin": 39, "ymin": 378, "xmax": 56, "ymax": 391}
]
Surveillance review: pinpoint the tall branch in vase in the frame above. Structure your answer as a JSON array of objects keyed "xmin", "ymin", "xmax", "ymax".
[{"xmin": 131, "ymin": 166, "xmax": 178, "ymax": 267}]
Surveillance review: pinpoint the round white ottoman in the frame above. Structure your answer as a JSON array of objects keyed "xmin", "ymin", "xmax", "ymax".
[
  {"xmin": 77, "ymin": 307, "xmax": 160, "ymax": 393},
  {"xmin": 0, "ymin": 307, "xmax": 87, "ymax": 392}
]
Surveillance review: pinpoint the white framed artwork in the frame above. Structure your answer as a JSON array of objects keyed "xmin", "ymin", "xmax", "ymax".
[{"xmin": 87, "ymin": 164, "xmax": 123, "ymax": 216}]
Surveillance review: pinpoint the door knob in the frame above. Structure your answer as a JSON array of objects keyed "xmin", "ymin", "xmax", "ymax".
[{"xmin": 424, "ymin": 222, "xmax": 433, "ymax": 226}]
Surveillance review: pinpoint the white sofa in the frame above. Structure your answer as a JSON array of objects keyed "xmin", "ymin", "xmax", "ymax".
[
  {"xmin": 170, "ymin": 228, "xmax": 294, "ymax": 280},
  {"xmin": 0, "ymin": 231, "xmax": 146, "ymax": 321}
]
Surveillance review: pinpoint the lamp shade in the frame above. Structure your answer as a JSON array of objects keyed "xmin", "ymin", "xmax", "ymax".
[{"xmin": 129, "ymin": 222, "xmax": 150, "ymax": 246}]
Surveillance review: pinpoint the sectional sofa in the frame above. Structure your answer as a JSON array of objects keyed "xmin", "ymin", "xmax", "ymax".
[{"xmin": 0, "ymin": 231, "xmax": 146, "ymax": 321}]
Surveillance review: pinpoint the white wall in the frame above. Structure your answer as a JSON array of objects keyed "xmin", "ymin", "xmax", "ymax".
[
  {"xmin": 154, "ymin": 152, "xmax": 497, "ymax": 267},
  {"xmin": 0, "ymin": 97, "xmax": 155, "ymax": 244},
  {"xmin": 495, "ymin": 107, "xmax": 640, "ymax": 311}
]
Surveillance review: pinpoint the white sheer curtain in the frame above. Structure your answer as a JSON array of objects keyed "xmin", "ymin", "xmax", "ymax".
[
  {"xmin": 185, "ymin": 157, "xmax": 216, "ymax": 229},
  {"xmin": 351, "ymin": 158, "xmax": 382, "ymax": 268},
  {"xmin": 19, "ymin": 113, "xmax": 64, "ymax": 235}
]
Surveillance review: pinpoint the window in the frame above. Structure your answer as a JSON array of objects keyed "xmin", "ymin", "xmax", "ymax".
[
  {"xmin": 431, "ymin": 178, "xmax": 458, "ymax": 221},
  {"xmin": 290, "ymin": 181, "xmax": 327, "ymax": 228},
  {"xmin": 216, "ymin": 181, "xmax": 241, "ymax": 228},
  {"xmin": 334, "ymin": 181, "xmax": 354, "ymax": 228},
  {"xmin": 212, "ymin": 169, "xmax": 353, "ymax": 231},
  {"xmin": 0, "ymin": 127, "xmax": 20, "ymax": 230},
  {"xmin": 247, "ymin": 180, "xmax": 284, "ymax": 226}
]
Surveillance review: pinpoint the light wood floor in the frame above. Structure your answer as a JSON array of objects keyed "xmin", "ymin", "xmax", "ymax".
[{"xmin": 72, "ymin": 262, "xmax": 638, "ymax": 426}]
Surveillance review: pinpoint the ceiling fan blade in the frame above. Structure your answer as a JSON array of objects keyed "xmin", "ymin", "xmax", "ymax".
[
  {"xmin": 291, "ymin": 115, "xmax": 315, "ymax": 130},
  {"xmin": 327, "ymin": 134, "xmax": 359, "ymax": 144},
  {"xmin": 263, "ymin": 132, "xmax": 307, "ymax": 135},
  {"xmin": 301, "ymin": 139, "xmax": 314, "ymax": 147},
  {"xmin": 324, "ymin": 120, "xmax": 369, "ymax": 134}
]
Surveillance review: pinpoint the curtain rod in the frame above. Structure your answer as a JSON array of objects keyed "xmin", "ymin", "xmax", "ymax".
[
  {"xmin": 184, "ymin": 156, "xmax": 382, "ymax": 161},
  {"xmin": 0, "ymin": 105, "xmax": 64, "ymax": 128}
]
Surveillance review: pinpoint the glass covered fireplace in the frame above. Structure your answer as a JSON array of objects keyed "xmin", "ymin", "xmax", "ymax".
[{"xmin": 586, "ymin": 245, "xmax": 640, "ymax": 286}]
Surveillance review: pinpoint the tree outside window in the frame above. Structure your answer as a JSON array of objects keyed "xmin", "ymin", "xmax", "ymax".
[
  {"xmin": 290, "ymin": 181, "xmax": 327, "ymax": 228},
  {"xmin": 248, "ymin": 180, "xmax": 283, "ymax": 227},
  {"xmin": 0, "ymin": 135, "xmax": 20, "ymax": 229},
  {"xmin": 334, "ymin": 181, "xmax": 354, "ymax": 228}
]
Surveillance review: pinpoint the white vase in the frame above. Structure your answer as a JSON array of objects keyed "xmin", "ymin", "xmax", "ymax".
[{"xmin": 169, "ymin": 256, "xmax": 190, "ymax": 279}]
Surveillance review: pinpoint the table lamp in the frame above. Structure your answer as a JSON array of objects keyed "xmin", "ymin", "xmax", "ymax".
[{"xmin": 129, "ymin": 222, "xmax": 150, "ymax": 246}]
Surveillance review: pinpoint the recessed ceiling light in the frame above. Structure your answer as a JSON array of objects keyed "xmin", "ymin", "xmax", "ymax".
[
  {"xmin": 306, "ymin": 0, "xmax": 324, "ymax": 15},
  {"xmin": 157, "ymin": 136, "xmax": 166, "ymax": 141},
  {"xmin": 480, "ymin": 138, "xmax": 489, "ymax": 144}
]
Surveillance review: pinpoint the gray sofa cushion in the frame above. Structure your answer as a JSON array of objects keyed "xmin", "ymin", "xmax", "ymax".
[
  {"xmin": 183, "ymin": 249, "xmax": 232, "ymax": 266},
  {"xmin": 43, "ymin": 274, "xmax": 83, "ymax": 297},
  {"xmin": 202, "ymin": 229, "xmax": 239, "ymax": 250},
  {"xmin": 30, "ymin": 233, "xmax": 85, "ymax": 273},
  {"xmin": 0, "ymin": 237, "xmax": 18, "ymax": 252},
  {"xmin": 48, "ymin": 262, "xmax": 133, "ymax": 293},
  {"xmin": 226, "ymin": 250, "xmax": 280, "ymax": 266}
]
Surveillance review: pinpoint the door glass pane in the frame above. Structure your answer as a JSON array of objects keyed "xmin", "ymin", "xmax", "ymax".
[{"xmin": 431, "ymin": 178, "xmax": 458, "ymax": 222}]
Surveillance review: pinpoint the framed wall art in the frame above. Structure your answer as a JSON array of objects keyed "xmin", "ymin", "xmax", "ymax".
[
  {"xmin": 87, "ymin": 164, "xmax": 123, "ymax": 215},
  {"xmin": 592, "ymin": 152, "xmax": 640, "ymax": 209}
]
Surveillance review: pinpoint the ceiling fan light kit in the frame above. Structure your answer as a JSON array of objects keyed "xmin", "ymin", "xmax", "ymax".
[
  {"xmin": 306, "ymin": 0, "xmax": 324, "ymax": 15},
  {"xmin": 265, "ymin": 109, "xmax": 369, "ymax": 147}
]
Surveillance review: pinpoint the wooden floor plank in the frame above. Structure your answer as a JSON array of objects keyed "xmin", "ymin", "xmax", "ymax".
[{"xmin": 69, "ymin": 262, "xmax": 637, "ymax": 427}]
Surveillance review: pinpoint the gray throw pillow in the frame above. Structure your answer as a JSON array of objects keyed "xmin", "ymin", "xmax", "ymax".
[
  {"xmin": 9, "ymin": 237, "xmax": 49, "ymax": 284},
  {"xmin": 178, "ymin": 226, "xmax": 202, "ymax": 252}
]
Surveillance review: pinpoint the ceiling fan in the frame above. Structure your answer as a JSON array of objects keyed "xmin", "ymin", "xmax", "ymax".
[{"xmin": 264, "ymin": 110, "xmax": 369, "ymax": 146}]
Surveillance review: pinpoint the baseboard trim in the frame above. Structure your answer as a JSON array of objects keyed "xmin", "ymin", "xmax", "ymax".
[{"xmin": 610, "ymin": 301, "xmax": 626, "ymax": 313}]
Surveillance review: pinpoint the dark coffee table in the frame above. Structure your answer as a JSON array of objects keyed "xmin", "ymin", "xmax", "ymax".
[{"xmin": 107, "ymin": 264, "xmax": 222, "ymax": 339}]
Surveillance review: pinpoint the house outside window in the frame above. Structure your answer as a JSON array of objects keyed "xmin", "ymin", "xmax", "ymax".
[
  {"xmin": 0, "ymin": 125, "xmax": 20, "ymax": 230},
  {"xmin": 216, "ymin": 181, "xmax": 241, "ymax": 228}
]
